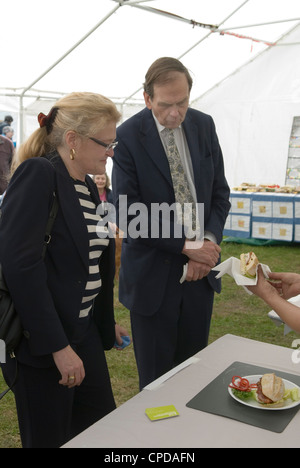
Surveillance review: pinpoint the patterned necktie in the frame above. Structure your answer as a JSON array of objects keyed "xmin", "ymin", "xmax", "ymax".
[{"xmin": 164, "ymin": 128, "xmax": 198, "ymax": 237}]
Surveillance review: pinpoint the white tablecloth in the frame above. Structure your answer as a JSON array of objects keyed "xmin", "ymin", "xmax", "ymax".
[{"xmin": 63, "ymin": 334, "xmax": 300, "ymax": 448}]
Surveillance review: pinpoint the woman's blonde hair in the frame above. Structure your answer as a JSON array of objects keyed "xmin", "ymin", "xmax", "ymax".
[{"xmin": 11, "ymin": 92, "xmax": 121, "ymax": 174}]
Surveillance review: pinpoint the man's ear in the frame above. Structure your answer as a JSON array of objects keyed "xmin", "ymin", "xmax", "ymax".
[{"xmin": 144, "ymin": 91, "xmax": 152, "ymax": 110}]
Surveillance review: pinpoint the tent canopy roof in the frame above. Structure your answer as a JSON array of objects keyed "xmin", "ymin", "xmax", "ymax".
[{"xmin": 2, "ymin": 0, "xmax": 300, "ymax": 107}]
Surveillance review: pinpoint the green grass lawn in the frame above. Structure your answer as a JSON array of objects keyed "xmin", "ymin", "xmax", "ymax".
[{"xmin": 1, "ymin": 240, "xmax": 299, "ymax": 447}]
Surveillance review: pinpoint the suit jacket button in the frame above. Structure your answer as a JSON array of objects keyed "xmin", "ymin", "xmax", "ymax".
[
  {"xmin": 164, "ymin": 259, "xmax": 170, "ymax": 265},
  {"xmin": 23, "ymin": 330, "xmax": 30, "ymax": 339}
]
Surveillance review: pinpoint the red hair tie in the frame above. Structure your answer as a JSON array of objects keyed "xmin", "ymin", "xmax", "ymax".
[{"xmin": 38, "ymin": 107, "xmax": 59, "ymax": 134}]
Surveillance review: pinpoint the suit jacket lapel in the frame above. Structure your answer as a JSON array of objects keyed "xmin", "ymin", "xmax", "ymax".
[
  {"xmin": 139, "ymin": 109, "xmax": 202, "ymax": 198},
  {"xmin": 140, "ymin": 109, "xmax": 173, "ymax": 188},
  {"xmin": 182, "ymin": 112, "xmax": 202, "ymax": 202}
]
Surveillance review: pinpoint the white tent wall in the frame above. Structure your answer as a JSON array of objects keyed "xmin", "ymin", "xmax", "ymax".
[
  {"xmin": 1, "ymin": 0, "xmax": 300, "ymax": 182},
  {"xmin": 193, "ymin": 22, "xmax": 300, "ymax": 189},
  {"xmin": 0, "ymin": 94, "xmax": 63, "ymax": 145}
]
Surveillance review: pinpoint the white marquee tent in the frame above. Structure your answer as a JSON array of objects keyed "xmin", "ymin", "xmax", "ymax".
[
  {"xmin": 194, "ymin": 21, "xmax": 300, "ymax": 187},
  {"xmin": 1, "ymin": 0, "xmax": 300, "ymax": 186}
]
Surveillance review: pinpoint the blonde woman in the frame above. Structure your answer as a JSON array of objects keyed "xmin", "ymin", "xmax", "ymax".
[{"xmin": 0, "ymin": 92, "xmax": 128, "ymax": 448}]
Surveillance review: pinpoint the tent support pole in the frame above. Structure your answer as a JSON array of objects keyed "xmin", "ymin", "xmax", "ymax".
[
  {"xmin": 124, "ymin": 0, "xmax": 250, "ymax": 30},
  {"xmin": 220, "ymin": 17, "xmax": 300, "ymax": 31},
  {"xmin": 18, "ymin": 4, "xmax": 121, "ymax": 143},
  {"xmin": 19, "ymin": 95, "xmax": 24, "ymax": 149},
  {"xmin": 121, "ymin": 0, "xmax": 251, "ymax": 105}
]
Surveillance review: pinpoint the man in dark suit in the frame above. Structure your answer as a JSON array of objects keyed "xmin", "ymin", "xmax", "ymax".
[{"xmin": 112, "ymin": 57, "xmax": 231, "ymax": 389}]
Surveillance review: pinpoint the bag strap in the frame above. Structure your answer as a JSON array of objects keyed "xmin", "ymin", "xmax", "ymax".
[
  {"xmin": 0, "ymin": 364, "xmax": 17, "ymax": 399},
  {"xmin": 42, "ymin": 191, "xmax": 59, "ymax": 258},
  {"xmin": 41, "ymin": 156, "xmax": 59, "ymax": 258}
]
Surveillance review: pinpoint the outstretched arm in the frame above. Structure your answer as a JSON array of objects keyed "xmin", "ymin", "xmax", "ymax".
[{"xmin": 248, "ymin": 266, "xmax": 300, "ymax": 333}]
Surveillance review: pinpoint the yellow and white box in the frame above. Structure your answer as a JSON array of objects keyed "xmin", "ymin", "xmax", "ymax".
[{"xmin": 252, "ymin": 221, "xmax": 272, "ymax": 239}]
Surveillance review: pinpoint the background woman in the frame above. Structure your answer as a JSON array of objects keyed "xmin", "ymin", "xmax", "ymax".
[{"xmin": 93, "ymin": 172, "xmax": 113, "ymax": 204}]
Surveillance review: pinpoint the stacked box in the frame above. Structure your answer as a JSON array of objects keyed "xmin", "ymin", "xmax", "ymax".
[
  {"xmin": 294, "ymin": 196, "xmax": 300, "ymax": 242},
  {"xmin": 251, "ymin": 193, "xmax": 295, "ymax": 242},
  {"xmin": 224, "ymin": 191, "xmax": 252, "ymax": 238}
]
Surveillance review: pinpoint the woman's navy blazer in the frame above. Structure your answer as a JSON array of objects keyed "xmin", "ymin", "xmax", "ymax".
[{"xmin": 0, "ymin": 152, "xmax": 116, "ymax": 368}]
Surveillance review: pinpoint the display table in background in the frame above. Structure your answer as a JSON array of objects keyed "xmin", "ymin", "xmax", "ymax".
[{"xmin": 224, "ymin": 191, "xmax": 300, "ymax": 243}]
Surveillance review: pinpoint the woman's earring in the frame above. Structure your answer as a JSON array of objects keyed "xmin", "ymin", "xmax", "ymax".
[{"xmin": 70, "ymin": 148, "xmax": 75, "ymax": 160}]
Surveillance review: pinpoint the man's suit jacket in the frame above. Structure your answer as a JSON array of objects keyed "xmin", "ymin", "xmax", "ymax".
[
  {"xmin": 0, "ymin": 153, "xmax": 116, "ymax": 368},
  {"xmin": 112, "ymin": 107, "xmax": 231, "ymax": 316}
]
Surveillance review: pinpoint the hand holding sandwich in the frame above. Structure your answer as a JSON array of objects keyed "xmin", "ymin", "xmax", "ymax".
[{"xmin": 248, "ymin": 266, "xmax": 300, "ymax": 333}]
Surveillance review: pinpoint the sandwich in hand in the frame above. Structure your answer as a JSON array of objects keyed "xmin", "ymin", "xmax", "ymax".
[
  {"xmin": 240, "ymin": 251, "xmax": 259, "ymax": 278},
  {"xmin": 256, "ymin": 373, "xmax": 285, "ymax": 405}
]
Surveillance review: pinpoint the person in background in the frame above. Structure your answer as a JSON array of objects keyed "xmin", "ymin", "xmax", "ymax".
[
  {"xmin": 93, "ymin": 173, "xmax": 117, "ymax": 232},
  {"xmin": 112, "ymin": 57, "xmax": 231, "ymax": 389},
  {"xmin": 0, "ymin": 134, "xmax": 14, "ymax": 194},
  {"xmin": 2, "ymin": 126, "xmax": 16, "ymax": 147},
  {"xmin": 248, "ymin": 266, "xmax": 300, "ymax": 333},
  {"xmin": 0, "ymin": 92, "xmax": 129, "ymax": 448},
  {"xmin": 93, "ymin": 172, "xmax": 113, "ymax": 204},
  {"xmin": 0, "ymin": 115, "xmax": 13, "ymax": 134}
]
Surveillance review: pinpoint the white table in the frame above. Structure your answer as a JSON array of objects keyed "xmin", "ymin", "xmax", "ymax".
[{"xmin": 63, "ymin": 334, "xmax": 300, "ymax": 448}]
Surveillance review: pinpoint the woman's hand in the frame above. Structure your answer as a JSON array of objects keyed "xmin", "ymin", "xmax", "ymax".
[
  {"xmin": 247, "ymin": 265, "xmax": 279, "ymax": 301},
  {"xmin": 114, "ymin": 324, "xmax": 131, "ymax": 349},
  {"xmin": 267, "ymin": 272, "xmax": 300, "ymax": 300},
  {"xmin": 248, "ymin": 267, "xmax": 300, "ymax": 334},
  {"xmin": 52, "ymin": 345, "xmax": 85, "ymax": 388}
]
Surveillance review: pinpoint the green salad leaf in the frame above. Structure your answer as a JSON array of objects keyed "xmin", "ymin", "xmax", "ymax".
[
  {"xmin": 231, "ymin": 389, "xmax": 256, "ymax": 401},
  {"xmin": 283, "ymin": 388, "xmax": 300, "ymax": 401}
]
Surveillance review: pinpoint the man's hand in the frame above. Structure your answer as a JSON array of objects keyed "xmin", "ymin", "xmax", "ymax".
[
  {"xmin": 182, "ymin": 239, "xmax": 221, "ymax": 268},
  {"xmin": 185, "ymin": 259, "xmax": 211, "ymax": 281},
  {"xmin": 114, "ymin": 324, "xmax": 131, "ymax": 349}
]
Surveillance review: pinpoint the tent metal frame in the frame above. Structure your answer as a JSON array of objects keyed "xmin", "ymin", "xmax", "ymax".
[
  {"xmin": 0, "ymin": 0, "xmax": 298, "ymax": 142},
  {"xmin": 192, "ymin": 19, "xmax": 300, "ymax": 105}
]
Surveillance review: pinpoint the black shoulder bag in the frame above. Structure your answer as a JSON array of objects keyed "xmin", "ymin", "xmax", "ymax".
[{"xmin": 0, "ymin": 192, "xmax": 59, "ymax": 399}]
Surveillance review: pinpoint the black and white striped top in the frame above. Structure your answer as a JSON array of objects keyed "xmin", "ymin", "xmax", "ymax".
[{"xmin": 74, "ymin": 180, "xmax": 109, "ymax": 319}]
